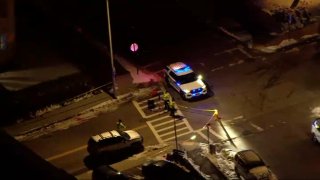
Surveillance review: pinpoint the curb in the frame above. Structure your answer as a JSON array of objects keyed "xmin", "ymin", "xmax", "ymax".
[
  {"xmin": 253, "ymin": 34, "xmax": 320, "ymax": 54},
  {"xmin": 12, "ymin": 85, "xmax": 162, "ymax": 141}
]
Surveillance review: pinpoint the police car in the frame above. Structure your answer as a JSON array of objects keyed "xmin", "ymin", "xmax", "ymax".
[
  {"xmin": 311, "ymin": 118, "xmax": 320, "ymax": 143},
  {"xmin": 164, "ymin": 62, "xmax": 207, "ymax": 100}
]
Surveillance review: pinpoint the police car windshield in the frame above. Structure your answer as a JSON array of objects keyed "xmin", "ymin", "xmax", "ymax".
[{"xmin": 176, "ymin": 72, "xmax": 197, "ymax": 84}]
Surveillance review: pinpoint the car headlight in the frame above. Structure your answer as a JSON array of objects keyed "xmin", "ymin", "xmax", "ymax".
[
  {"xmin": 197, "ymin": 75, "xmax": 203, "ymax": 80},
  {"xmin": 183, "ymin": 89, "xmax": 190, "ymax": 93}
]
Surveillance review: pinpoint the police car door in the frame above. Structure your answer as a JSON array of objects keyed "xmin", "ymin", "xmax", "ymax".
[{"xmin": 168, "ymin": 71, "xmax": 180, "ymax": 92}]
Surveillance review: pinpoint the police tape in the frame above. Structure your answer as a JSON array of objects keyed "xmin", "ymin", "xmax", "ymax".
[{"xmin": 177, "ymin": 104, "xmax": 218, "ymax": 113}]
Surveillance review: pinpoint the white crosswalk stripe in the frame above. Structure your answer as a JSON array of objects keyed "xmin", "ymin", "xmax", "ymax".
[
  {"xmin": 133, "ymin": 96, "xmax": 239, "ymax": 143},
  {"xmin": 146, "ymin": 114, "xmax": 194, "ymax": 143},
  {"xmin": 133, "ymin": 95, "xmax": 195, "ymax": 143}
]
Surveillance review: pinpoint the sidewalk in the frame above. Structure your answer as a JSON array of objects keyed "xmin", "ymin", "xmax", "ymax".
[
  {"xmin": 3, "ymin": 56, "xmax": 162, "ymax": 139},
  {"xmin": 177, "ymin": 140, "xmax": 243, "ymax": 180},
  {"xmin": 253, "ymin": 21, "xmax": 320, "ymax": 53}
]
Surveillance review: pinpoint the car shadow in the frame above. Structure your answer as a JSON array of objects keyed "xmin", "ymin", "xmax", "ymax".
[{"xmin": 84, "ymin": 146, "xmax": 144, "ymax": 169}]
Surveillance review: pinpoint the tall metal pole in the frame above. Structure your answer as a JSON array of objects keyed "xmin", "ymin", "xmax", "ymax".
[{"xmin": 106, "ymin": 0, "xmax": 117, "ymax": 98}]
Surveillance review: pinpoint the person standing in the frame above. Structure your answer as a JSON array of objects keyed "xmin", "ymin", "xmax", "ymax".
[
  {"xmin": 116, "ymin": 119, "xmax": 126, "ymax": 132},
  {"xmin": 162, "ymin": 90, "xmax": 171, "ymax": 112},
  {"xmin": 169, "ymin": 97, "xmax": 177, "ymax": 117}
]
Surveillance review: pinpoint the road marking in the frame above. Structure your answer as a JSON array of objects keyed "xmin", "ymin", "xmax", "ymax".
[
  {"xmin": 45, "ymin": 124, "xmax": 148, "ymax": 162},
  {"xmin": 233, "ymin": 115, "xmax": 244, "ymax": 120},
  {"xmin": 146, "ymin": 113, "xmax": 194, "ymax": 143},
  {"xmin": 46, "ymin": 145, "xmax": 87, "ymax": 162},
  {"xmin": 214, "ymin": 47, "xmax": 239, "ymax": 56},
  {"xmin": 209, "ymin": 128, "xmax": 225, "ymax": 139},
  {"xmin": 149, "ymin": 115, "xmax": 171, "ymax": 123},
  {"xmin": 220, "ymin": 115, "xmax": 244, "ymax": 123},
  {"xmin": 157, "ymin": 122, "xmax": 185, "ymax": 133},
  {"xmin": 238, "ymin": 47, "xmax": 254, "ymax": 58},
  {"xmin": 159, "ymin": 127, "xmax": 189, "ymax": 137},
  {"xmin": 132, "ymin": 100, "xmax": 166, "ymax": 118},
  {"xmin": 146, "ymin": 120, "xmax": 163, "ymax": 143},
  {"xmin": 141, "ymin": 101, "xmax": 163, "ymax": 109},
  {"xmin": 195, "ymin": 128, "xmax": 225, "ymax": 140},
  {"xmin": 138, "ymin": 95, "xmax": 162, "ymax": 104},
  {"xmin": 133, "ymin": 124, "xmax": 149, "ymax": 130},
  {"xmin": 153, "ymin": 120, "xmax": 174, "ymax": 128},
  {"xmin": 197, "ymin": 131, "xmax": 213, "ymax": 144},
  {"xmin": 211, "ymin": 66, "xmax": 224, "ymax": 72},
  {"xmin": 164, "ymin": 131, "xmax": 193, "ymax": 142},
  {"xmin": 249, "ymin": 122, "xmax": 264, "ymax": 132},
  {"xmin": 228, "ymin": 60, "xmax": 244, "ymax": 67},
  {"xmin": 132, "ymin": 100, "xmax": 147, "ymax": 118}
]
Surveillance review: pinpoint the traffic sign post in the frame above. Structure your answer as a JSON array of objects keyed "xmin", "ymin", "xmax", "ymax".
[
  {"xmin": 129, "ymin": 42, "xmax": 140, "ymax": 74},
  {"xmin": 130, "ymin": 42, "xmax": 139, "ymax": 53}
]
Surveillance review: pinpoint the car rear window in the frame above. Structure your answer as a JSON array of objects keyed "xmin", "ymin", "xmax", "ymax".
[{"xmin": 121, "ymin": 132, "xmax": 130, "ymax": 140}]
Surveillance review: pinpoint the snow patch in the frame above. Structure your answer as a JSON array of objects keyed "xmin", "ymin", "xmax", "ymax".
[{"xmin": 14, "ymin": 86, "xmax": 158, "ymax": 141}]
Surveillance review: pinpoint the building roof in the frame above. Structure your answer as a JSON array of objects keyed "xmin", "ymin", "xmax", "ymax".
[{"xmin": 0, "ymin": 129, "xmax": 76, "ymax": 180}]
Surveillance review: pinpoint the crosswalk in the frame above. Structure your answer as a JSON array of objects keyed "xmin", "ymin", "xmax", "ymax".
[
  {"xmin": 133, "ymin": 93, "xmax": 226, "ymax": 144},
  {"xmin": 133, "ymin": 95, "xmax": 194, "ymax": 143},
  {"xmin": 146, "ymin": 111, "xmax": 194, "ymax": 143},
  {"xmin": 133, "ymin": 93, "xmax": 265, "ymax": 146}
]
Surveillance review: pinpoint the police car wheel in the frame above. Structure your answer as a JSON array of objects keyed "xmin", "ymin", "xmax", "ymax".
[
  {"xmin": 180, "ymin": 91, "xmax": 186, "ymax": 100},
  {"xmin": 165, "ymin": 76, "xmax": 169, "ymax": 83}
]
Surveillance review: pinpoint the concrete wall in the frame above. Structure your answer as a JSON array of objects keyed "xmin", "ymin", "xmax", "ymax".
[{"xmin": 0, "ymin": 0, "xmax": 15, "ymax": 67}]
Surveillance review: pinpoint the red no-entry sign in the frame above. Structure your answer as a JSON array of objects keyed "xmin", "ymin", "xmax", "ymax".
[{"xmin": 130, "ymin": 43, "xmax": 139, "ymax": 52}]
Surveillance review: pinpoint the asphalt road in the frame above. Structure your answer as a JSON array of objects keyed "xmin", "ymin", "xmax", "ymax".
[
  {"xmin": 21, "ymin": 26, "xmax": 320, "ymax": 179},
  {"xmin": 22, "ymin": 102, "xmax": 160, "ymax": 176},
  {"xmin": 168, "ymin": 42, "xmax": 320, "ymax": 178}
]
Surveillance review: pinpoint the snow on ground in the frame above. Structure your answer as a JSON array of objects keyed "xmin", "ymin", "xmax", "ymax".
[
  {"xmin": 29, "ymin": 89, "xmax": 104, "ymax": 119},
  {"xmin": 257, "ymin": 38, "xmax": 298, "ymax": 53},
  {"xmin": 14, "ymin": 87, "xmax": 157, "ymax": 141},
  {"xmin": 199, "ymin": 143, "xmax": 239, "ymax": 180},
  {"xmin": 215, "ymin": 148, "xmax": 238, "ymax": 179}
]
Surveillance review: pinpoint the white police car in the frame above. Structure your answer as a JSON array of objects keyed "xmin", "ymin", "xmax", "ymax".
[
  {"xmin": 164, "ymin": 62, "xmax": 207, "ymax": 100},
  {"xmin": 311, "ymin": 118, "xmax": 320, "ymax": 143}
]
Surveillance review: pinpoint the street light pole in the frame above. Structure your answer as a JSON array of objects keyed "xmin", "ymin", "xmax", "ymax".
[{"xmin": 106, "ymin": 0, "xmax": 117, "ymax": 98}]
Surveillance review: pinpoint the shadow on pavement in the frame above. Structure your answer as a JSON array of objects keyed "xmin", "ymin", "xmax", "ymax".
[{"xmin": 83, "ymin": 146, "xmax": 144, "ymax": 170}]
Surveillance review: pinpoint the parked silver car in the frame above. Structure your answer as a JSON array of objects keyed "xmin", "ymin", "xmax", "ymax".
[
  {"xmin": 234, "ymin": 150, "xmax": 277, "ymax": 180},
  {"xmin": 87, "ymin": 130, "xmax": 143, "ymax": 155}
]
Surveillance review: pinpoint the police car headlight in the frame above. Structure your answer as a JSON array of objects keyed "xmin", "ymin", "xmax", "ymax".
[
  {"xmin": 197, "ymin": 75, "xmax": 203, "ymax": 80},
  {"xmin": 183, "ymin": 89, "xmax": 190, "ymax": 93}
]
